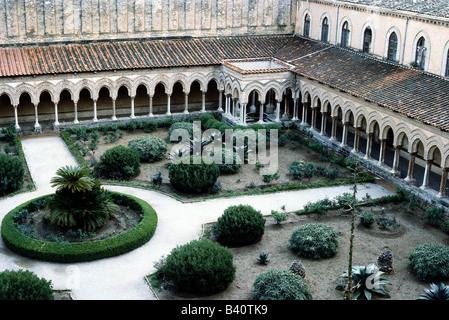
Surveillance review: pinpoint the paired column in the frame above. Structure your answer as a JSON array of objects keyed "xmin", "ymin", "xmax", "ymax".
[
  {"xmin": 54, "ymin": 101, "xmax": 60, "ymax": 126},
  {"xmin": 74, "ymin": 101, "xmax": 79, "ymax": 124},
  {"xmin": 240, "ymin": 103, "xmax": 247, "ymax": 124},
  {"xmin": 378, "ymin": 139, "xmax": 387, "ymax": 166},
  {"xmin": 351, "ymin": 128, "xmax": 360, "ymax": 153},
  {"xmin": 340, "ymin": 122, "xmax": 348, "ymax": 147},
  {"xmin": 404, "ymin": 153, "xmax": 416, "ymax": 183},
  {"xmin": 311, "ymin": 108, "xmax": 318, "ymax": 130},
  {"xmin": 218, "ymin": 90, "xmax": 223, "ymax": 111},
  {"xmin": 275, "ymin": 101, "xmax": 281, "ymax": 122},
  {"xmin": 130, "ymin": 96, "xmax": 136, "ymax": 118},
  {"xmin": 364, "ymin": 133, "xmax": 373, "ymax": 159},
  {"xmin": 258, "ymin": 100, "xmax": 265, "ymax": 123},
  {"xmin": 292, "ymin": 98, "xmax": 298, "ymax": 121},
  {"xmin": 320, "ymin": 114, "xmax": 327, "ymax": 136},
  {"xmin": 93, "ymin": 100, "xmax": 98, "ymax": 122},
  {"xmin": 438, "ymin": 168, "xmax": 449, "ymax": 198},
  {"xmin": 112, "ymin": 99, "xmax": 117, "ymax": 120},
  {"xmin": 166, "ymin": 94, "xmax": 171, "ymax": 115},
  {"xmin": 390, "ymin": 145, "xmax": 401, "ymax": 175},
  {"xmin": 330, "ymin": 116, "xmax": 337, "ymax": 141},
  {"xmin": 420, "ymin": 160, "xmax": 433, "ymax": 190},
  {"xmin": 184, "ymin": 93, "xmax": 189, "ymax": 114}
]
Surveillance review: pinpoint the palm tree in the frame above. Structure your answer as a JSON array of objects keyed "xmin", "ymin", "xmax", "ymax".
[{"xmin": 48, "ymin": 165, "xmax": 118, "ymax": 231}]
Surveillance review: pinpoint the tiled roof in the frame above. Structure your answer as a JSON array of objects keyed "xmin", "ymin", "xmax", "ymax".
[
  {"xmin": 274, "ymin": 37, "xmax": 449, "ymax": 132},
  {"xmin": 0, "ymin": 36, "xmax": 290, "ymax": 77},
  {"xmin": 333, "ymin": 0, "xmax": 449, "ymax": 19}
]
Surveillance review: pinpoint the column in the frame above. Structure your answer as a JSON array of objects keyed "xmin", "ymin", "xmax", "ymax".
[
  {"xmin": 437, "ymin": 168, "xmax": 448, "ymax": 198},
  {"xmin": 233, "ymin": 98, "xmax": 238, "ymax": 118},
  {"xmin": 404, "ymin": 153, "xmax": 416, "ymax": 183},
  {"xmin": 320, "ymin": 114, "xmax": 326, "ymax": 135},
  {"xmin": 390, "ymin": 146, "xmax": 400, "ymax": 175},
  {"xmin": 33, "ymin": 103, "xmax": 41, "ymax": 132},
  {"xmin": 54, "ymin": 102, "xmax": 60, "ymax": 126},
  {"xmin": 130, "ymin": 96, "xmax": 136, "ymax": 118},
  {"xmin": 148, "ymin": 95, "xmax": 154, "ymax": 117},
  {"xmin": 225, "ymin": 95, "xmax": 229, "ymax": 114},
  {"xmin": 340, "ymin": 122, "xmax": 348, "ymax": 147},
  {"xmin": 364, "ymin": 133, "xmax": 373, "ymax": 159},
  {"xmin": 218, "ymin": 90, "xmax": 223, "ymax": 111},
  {"xmin": 258, "ymin": 100, "xmax": 265, "ymax": 123},
  {"xmin": 311, "ymin": 108, "xmax": 317, "ymax": 130},
  {"xmin": 330, "ymin": 116, "xmax": 337, "ymax": 141},
  {"xmin": 74, "ymin": 101, "xmax": 79, "ymax": 124},
  {"xmin": 201, "ymin": 91, "xmax": 206, "ymax": 112},
  {"xmin": 420, "ymin": 160, "xmax": 432, "ymax": 190},
  {"xmin": 275, "ymin": 101, "xmax": 281, "ymax": 122},
  {"xmin": 352, "ymin": 128, "xmax": 360, "ymax": 153},
  {"xmin": 240, "ymin": 103, "xmax": 246, "ymax": 124},
  {"xmin": 166, "ymin": 94, "xmax": 171, "ymax": 115},
  {"xmin": 93, "ymin": 100, "xmax": 98, "ymax": 122},
  {"xmin": 184, "ymin": 93, "xmax": 189, "ymax": 114},
  {"xmin": 301, "ymin": 105, "xmax": 306, "ymax": 124},
  {"xmin": 112, "ymin": 99, "xmax": 117, "ymax": 120},
  {"xmin": 378, "ymin": 139, "xmax": 387, "ymax": 166},
  {"xmin": 292, "ymin": 98, "xmax": 298, "ymax": 121},
  {"xmin": 13, "ymin": 105, "xmax": 20, "ymax": 130}
]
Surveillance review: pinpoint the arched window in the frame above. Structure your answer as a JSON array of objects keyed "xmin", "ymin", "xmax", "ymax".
[
  {"xmin": 387, "ymin": 32, "xmax": 398, "ymax": 61},
  {"xmin": 321, "ymin": 17, "xmax": 329, "ymax": 42},
  {"xmin": 304, "ymin": 15, "xmax": 311, "ymax": 37},
  {"xmin": 362, "ymin": 28, "xmax": 372, "ymax": 53},
  {"xmin": 445, "ymin": 49, "xmax": 449, "ymax": 77},
  {"xmin": 415, "ymin": 36, "xmax": 426, "ymax": 69},
  {"xmin": 341, "ymin": 21, "xmax": 350, "ymax": 48}
]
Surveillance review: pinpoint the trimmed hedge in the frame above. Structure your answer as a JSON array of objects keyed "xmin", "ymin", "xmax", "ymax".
[
  {"xmin": 94, "ymin": 145, "xmax": 141, "ymax": 180},
  {"xmin": 128, "ymin": 136, "xmax": 168, "ymax": 163},
  {"xmin": 289, "ymin": 223, "xmax": 339, "ymax": 259},
  {"xmin": 409, "ymin": 243, "xmax": 449, "ymax": 281},
  {"xmin": 1, "ymin": 192, "xmax": 158, "ymax": 263}
]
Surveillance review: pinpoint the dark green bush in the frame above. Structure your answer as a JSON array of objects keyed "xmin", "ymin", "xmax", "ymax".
[
  {"xmin": 214, "ymin": 204, "xmax": 265, "ymax": 246},
  {"xmin": 161, "ymin": 239, "xmax": 235, "ymax": 293},
  {"xmin": 0, "ymin": 153, "xmax": 24, "ymax": 196},
  {"xmin": 199, "ymin": 113, "xmax": 215, "ymax": 127},
  {"xmin": 425, "ymin": 206, "xmax": 447, "ymax": 226},
  {"xmin": 252, "ymin": 269, "xmax": 312, "ymax": 300},
  {"xmin": 0, "ymin": 269, "xmax": 54, "ymax": 300},
  {"xmin": 289, "ymin": 223, "xmax": 339, "ymax": 259},
  {"xmin": 128, "ymin": 136, "xmax": 168, "ymax": 163},
  {"xmin": 204, "ymin": 118, "xmax": 218, "ymax": 130},
  {"xmin": 94, "ymin": 145, "xmax": 140, "ymax": 180},
  {"xmin": 168, "ymin": 122, "xmax": 194, "ymax": 141},
  {"xmin": 168, "ymin": 156, "xmax": 219, "ymax": 193},
  {"xmin": 1, "ymin": 193, "xmax": 158, "ymax": 263},
  {"xmin": 211, "ymin": 148, "xmax": 241, "ymax": 175},
  {"xmin": 409, "ymin": 243, "xmax": 449, "ymax": 281}
]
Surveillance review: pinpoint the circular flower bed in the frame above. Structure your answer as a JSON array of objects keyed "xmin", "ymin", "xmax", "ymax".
[{"xmin": 1, "ymin": 192, "xmax": 157, "ymax": 263}]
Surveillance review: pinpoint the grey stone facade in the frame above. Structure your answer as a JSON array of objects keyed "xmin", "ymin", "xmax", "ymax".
[{"xmin": 0, "ymin": 0, "xmax": 297, "ymax": 45}]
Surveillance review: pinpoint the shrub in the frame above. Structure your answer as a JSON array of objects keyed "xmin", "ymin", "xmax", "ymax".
[
  {"xmin": 199, "ymin": 113, "xmax": 215, "ymax": 127},
  {"xmin": 168, "ymin": 122, "xmax": 194, "ymax": 141},
  {"xmin": 0, "ymin": 269, "xmax": 54, "ymax": 300},
  {"xmin": 204, "ymin": 118, "xmax": 218, "ymax": 130},
  {"xmin": 160, "ymin": 239, "xmax": 235, "ymax": 293},
  {"xmin": 151, "ymin": 171, "xmax": 163, "ymax": 187},
  {"xmin": 211, "ymin": 148, "xmax": 241, "ymax": 175},
  {"xmin": 290, "ymin": 223, "xmax": 339, "ymax": 259},
  {"xmin": 1, "ymin": 124, "xmax": 17, "ymax": 143},
  {"xmin": 168, "ymin": 156, "xmax": 219, "ymax": 193},
  {"xmin": 409, "ymin": 243, "xmax": 449, "ymax": 281},
  {"xmin": 425, "ymin": 206, "xmax": 447, "ymax": 226},
  {"xmin": 0, "ymin": 153, "xmax": 24, "ymax": 196},
  {"xmin": 252, "ymin": 269, "xmax": 312, "ymax": 300},
  {"xmin": 128, "ymin": 136, "xmax": 168, "ymax": 163},
  {"xmin": 214, "ymin": 204, "xmax": 266, "ymax": 246},
  {"xmin": 359, "ymin": 211, "xmax": 375, "ymax": 228},
  {"xmin": 94, "ymin": 145, "xmax": 140, "ymax": 180},
  {"xmin": 441, "ymin": 220, "xmax": 449, "ymax": 235}
]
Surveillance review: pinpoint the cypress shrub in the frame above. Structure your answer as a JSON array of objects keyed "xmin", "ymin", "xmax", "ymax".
[
  {"xmin": 290, "ymin": 223, "xmax": 339, "ymax": 259},
  {"xmin": 168, "ymin": 156, "xmax": 219, "ymax": 193},
  {"xmin": 0, "ymin": 153, "xmax": 24, "ymax": 196},
  {"xmin": 94, "ymin": 145, "xmax": 140, "ymax": 180},
  {"xmin": 214, "ymin": 204, "xmax": 266, "ymax": 246},
  {"xmin": 0, "ymin": 269, "xmax": 54, "ymax": 300},
  {"xmin": 253, "ymin": 269, "xmax": 312, "ymax": 300},
  {"xmin": 161, "ymin": 239, "xmax": 235, "ymax": 293}
]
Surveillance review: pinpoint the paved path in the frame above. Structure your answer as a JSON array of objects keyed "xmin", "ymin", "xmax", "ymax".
[{"xmin": 0, "ymin": 136, "xmax": 394, "ymax": 300}]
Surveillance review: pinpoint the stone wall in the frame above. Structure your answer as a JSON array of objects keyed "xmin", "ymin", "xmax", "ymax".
[{"xmin": 0, "ymin": 0, "xmax": 297, "ymax": 45}]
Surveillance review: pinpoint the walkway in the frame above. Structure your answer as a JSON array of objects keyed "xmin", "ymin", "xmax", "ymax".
[{"xmin": 0, "ymin": 136, "xmax": 394, "ymax": 300}]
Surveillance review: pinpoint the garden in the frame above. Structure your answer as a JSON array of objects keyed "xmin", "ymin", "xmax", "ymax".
[
  {"xmin": 61, "ymin": 113, "xmax": 374, "ymax": 201},
  {"xmin": 148, "ymin": 188, "xmax": 449, "ymax": 300}
]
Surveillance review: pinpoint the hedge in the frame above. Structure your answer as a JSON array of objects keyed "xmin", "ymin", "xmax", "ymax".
[{"xmin": 1, "ymin": 192, "xmax": 158, "ymax": 263}]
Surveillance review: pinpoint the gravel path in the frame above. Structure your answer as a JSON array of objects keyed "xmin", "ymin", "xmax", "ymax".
[{"xmin": 0, "ymin": 136, "xmax": 394, "ymax": 300}]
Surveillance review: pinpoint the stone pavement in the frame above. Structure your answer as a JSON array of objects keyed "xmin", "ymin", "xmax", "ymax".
[{"xmin": 0, "ymin": 136, "xmax": 394, "ymax": 300}]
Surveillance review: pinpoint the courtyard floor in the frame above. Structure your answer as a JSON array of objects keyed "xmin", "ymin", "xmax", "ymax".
[{"xmin": 0, "ymin": 135, "xmax": 394, "ymax": 300}]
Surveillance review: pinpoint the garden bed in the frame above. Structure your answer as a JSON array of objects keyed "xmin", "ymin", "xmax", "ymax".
[
  {"xmin": 154, "ymin": 200, "xmax": 449, "ymax": 300},
  {"xmin": 62, "ymin": 120, "xmax": 373, "ymax": 200}
]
